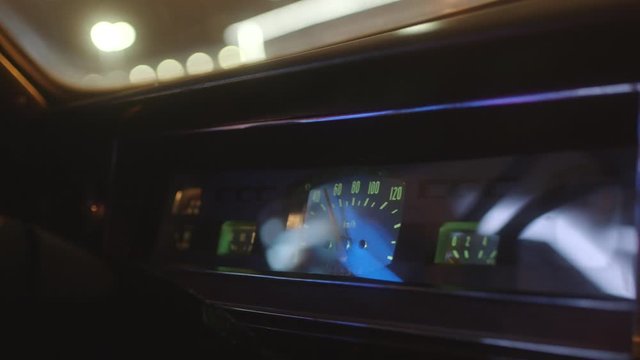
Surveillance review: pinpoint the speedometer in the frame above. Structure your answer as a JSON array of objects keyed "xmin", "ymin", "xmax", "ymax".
[{"xmin": 303, "ymin": 176, "xmax": 405, "ymax": 280}]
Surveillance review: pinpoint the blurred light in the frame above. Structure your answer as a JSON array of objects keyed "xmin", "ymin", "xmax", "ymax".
[
  {"xmin": 186, "ymin": 52, "xmax": 214, "ymax": 75},
  {"xmin": 81, "ymin": 74, "xmax": 103, "ymax": 87},
  {"xmin": 129, "ymin": 65, "xmax": 157, "ymax": 84},
  {"xmin": 105, "ymin": 70, "xmax": 128, "ymax": 85},
  {"xmin": 259, "ymin": 215, "xmax": 400, "ymax": 282},
  {"xmin": 286, "ymin": 212, "xmax": 304, "ymax": 229},
  {"xmin": 156, "ymin": 59, "xmax": 185, "ymax": 81},
  {"xmin": 522, "ymin": 209, "xmax": 637, "ymax": 299},
  {"xmin": 236, "ymin": 22, "xmax": 266, "ymax": 62},
  {"xmin": 395, "ymin": 22, "xmax": 439, "ymax": 36},
  {"xmin": 218, "ymin": 46, "xmax": 243, "ymax": 69},
  {"xmin": 90, "ymin": 21, "xmax": 136, "ymax": 52},
  {"xmin": 225, "ymin": 0, "xmax": 399, "ymax": 43},
  {"xmin": 477, "ymin": 195, "xmax": 532, "ymax": 235},
  {"xmin": 172, "ymin": 191, "xmax": 184, "ymax": 215},
  {"xmin": 260, "ymin": 218, "xmax": 302, "ymax": 271},
  {"xmin": 451, "ymin": 183, "xmax": 482, "ymax": 217},
  {"xmin": 171, "ymin": 188, "xmax": 202, "ymax": 215},
  {"xmin": 88, "ymin": 202, "xmax": 106, "ymax": 218}
]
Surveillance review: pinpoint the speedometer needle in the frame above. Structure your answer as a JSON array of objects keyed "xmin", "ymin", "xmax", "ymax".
[{"xmin": 323, "ymin": 188, "xmax": 343, "ymax": 245}]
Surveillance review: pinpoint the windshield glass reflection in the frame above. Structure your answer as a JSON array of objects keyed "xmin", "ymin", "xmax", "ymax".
[{"xmin": 0, "ymin": 0, "xmax": 496, "ymax": 89}]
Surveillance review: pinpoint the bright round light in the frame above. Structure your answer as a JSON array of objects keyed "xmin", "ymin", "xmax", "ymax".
[
  {"xmin": 129, "ymin": 65, "xmax": 157, "ymax": 84},
  {"xmin": 186, "ymin": 52, "xmax": 214, "ymax": 75},
  {"xmin": 90, "ymin": 21, "xmax": 136, "ymax": 52},
  {"xmin": 156, "ymin": 59, "xmax": 185, "ymax": 81},
  {"xmin": 218, "ymin": 46, "xmax": 243, "ymax": 69}
]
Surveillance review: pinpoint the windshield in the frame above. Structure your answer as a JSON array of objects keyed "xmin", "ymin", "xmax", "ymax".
[{"xmin": 0, "ymin": 0, "xmax": 496, "ymax": 90}]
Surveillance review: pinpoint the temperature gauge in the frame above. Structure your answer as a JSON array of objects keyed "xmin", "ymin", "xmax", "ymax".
[{"xmin": 434, "ymin": 222, "xmax": 500, "ymax": 265}]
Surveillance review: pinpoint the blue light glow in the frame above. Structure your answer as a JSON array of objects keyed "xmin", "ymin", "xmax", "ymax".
[
  {"xmin": 190, "ymin": 82, "xmax": 639, "ymax": 133},
  {"xmin": 342, "ymin": 208, "xmax": 400, "ymax": 281}
]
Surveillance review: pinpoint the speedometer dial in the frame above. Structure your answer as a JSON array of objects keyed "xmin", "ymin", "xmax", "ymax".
[{"xmin": 303, "ymin": 177, "xmax": 405, "ymax": 280}]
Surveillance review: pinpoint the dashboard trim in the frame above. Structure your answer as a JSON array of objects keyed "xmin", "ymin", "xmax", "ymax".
[
  {"xmin": 209, "ymin": 301, "xmax": 630, "ymax": 360},
  {"xmin": 174, "ymin": 82, "xmax": 640, "ymax": 135},
  {"xmin": 169, "ymin": 265, "xmax": 635, "ymax": 312}
]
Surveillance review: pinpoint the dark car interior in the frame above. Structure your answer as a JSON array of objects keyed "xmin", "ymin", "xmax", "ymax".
[{"xmin": 1, "ymin": 0, "xmax": 639, "ymax": 358}]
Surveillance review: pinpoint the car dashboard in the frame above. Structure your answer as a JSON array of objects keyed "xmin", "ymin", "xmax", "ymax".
[
  {"xmin": 111, "ymin": 87, "xmax": 637, "ymax": 359},
  {"xmin": 1, "ymin": 0, "xmax": 640, "ymax": 359}
]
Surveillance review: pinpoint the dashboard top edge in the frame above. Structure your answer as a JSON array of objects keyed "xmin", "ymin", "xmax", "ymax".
[
  {"xmin": 163, "ymin": 82, "xmax": 640, "ymax": 137},
  {"xmin": 169, "ymin": 265, "xmax": 636, "ymax": 312}
]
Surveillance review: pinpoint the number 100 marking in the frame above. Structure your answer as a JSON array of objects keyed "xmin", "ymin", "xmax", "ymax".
[{"xmin": 368, "ymin": 181, "xmax": 380, "ymax": 195}]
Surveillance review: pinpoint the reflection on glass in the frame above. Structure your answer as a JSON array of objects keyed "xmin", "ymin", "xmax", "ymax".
[
  {"xmin": 157, "ymin": 59, "xmax": 185, "ymax": 81},
  {"xmin": 477, "ymin": 195, "xmax": 532, "ymax": 235},
  {"xmin": 105, "ymin": 70, "xmax": 128, "ymax": 86},
  {"xmin": 225, "ymin": 0, "xmax": 398, "ymax": 42},
  {"xmin": 81, "ymin": 74, "xmax": 104, "ymax": 87},
  {"xmin": 129, "ymin": 64, "xmax": 157, "ymax": 84},
  {"xmin": 259, "ymin": 177, "xmax": 405, "ymax": 282},
  {"xmin": 395, "ymin": 22, "xmax": 440, "ymax": 36},
  {"xmin": 224, "ymin": 0, "xmax": 398, "ymax": 60},
  {"xmin": 285, "ymin": 212, "xmax": 304, "ymax": 229},
  {"xmin": 171, "ymin": 187, "xmax": 202, "ymax": 215},
  {"xmin": 0, "ymin": 0, "xmax": 497, "ymax": 88},
  {"xmin": 186, "ymin": 52, "xmax": 215, "ymax": 75},
  {"xmin": 468, "ymin": 152, "xmax": 638, "ymax": 299},
  {"xmin": 518, "ymin": 187, "xmax": 637, "ymax": 299},
  {"xmin": 167, "ymin": 150, "xmax": 636, "ymax": 298},
  {"xmin": 217, "ymin": 46, "xmax": 243, "ymax": 69},
  {"xmin": 175, "ymin": 225, "xmax": 194, "ymax": 251},
  {"xmin": 235, "ymin": 22, "xmax": 266, "ymax": 63},
  {"xmin": 90, "ymin": 21, "xmax": 136, "ymax": 52}
]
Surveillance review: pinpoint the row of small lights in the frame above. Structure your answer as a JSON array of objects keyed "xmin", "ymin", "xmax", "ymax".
[
  {"xmin": 85, "ymin": 0, "xmax": 414, "ymax": 88},
  {"xmin": 86, "ymin": 20, "xmax": 255, "ymax": 87},
  {"xmin": 83, "ymin": 45, "xmax": 247, "ymax": 87}
]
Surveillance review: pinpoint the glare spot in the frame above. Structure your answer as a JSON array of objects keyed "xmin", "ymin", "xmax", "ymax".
[
  {"xmin": 236, "ymin": 22, "xmax": 266, "ymax": 63},
  {"xmin": 90, "ymin": 21, "xmax": 136, "ymax": 52},
  {"xmin": 260, "ymin": 218, "xmax": 286, "ymax": 247},
  {"xmin": 521, "ymin": 207, "xmax": 637, "ymax": 298},
  {"xmin": 186, "ymin": 52, "xmax": 214, "ymax": 75},
  {"xmin": 477, "ymin": 195, "xmax": 532, "ymax": 235},
  {"xmin": 224, "ymin": 0, "xmax": 399, "ymax": 43},
  {"xmin": 81, "ymin": 74, "xmax": 103, "ymax": 87},
  {"xmin": 395, "ymin": 22, "xmax": 439, "ymax": 36},
  {"xmin": 156, "ymin": 59, "xmax": 185, "ymax": 81},
  {"xmin": 218, "ymin": 46, "xmax": 244, "ymax": 69},
  {"xmin": 129, "ymin": 65, "xmax": 157, "ymax": 84}
]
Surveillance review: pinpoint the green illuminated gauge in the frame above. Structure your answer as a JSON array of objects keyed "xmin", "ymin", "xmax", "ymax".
[
  {"xmin": 303, "ymin": 177, "xmax": 405, "ymax": 281},
  {"xmin": 434, "ymin": 222, "xmax": 500, "ymax": 265},
  {"xmin": 217, "ymin": 221, "xmax": 257, "ymax": 256}
]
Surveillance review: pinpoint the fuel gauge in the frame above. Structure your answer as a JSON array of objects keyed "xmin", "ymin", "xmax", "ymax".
[{"xmin": 434, "ymin": 222, "xmax": 500, "ymax": 265}]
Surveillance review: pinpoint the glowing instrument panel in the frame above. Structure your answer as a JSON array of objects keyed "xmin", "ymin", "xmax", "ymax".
[
  {"xmin": 299, "ymin": 177, "xmax": 405, "ymax": 279},
  {"xmin": 159, "ymin": 149, "xmax": 637, "ymax": 299}
]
